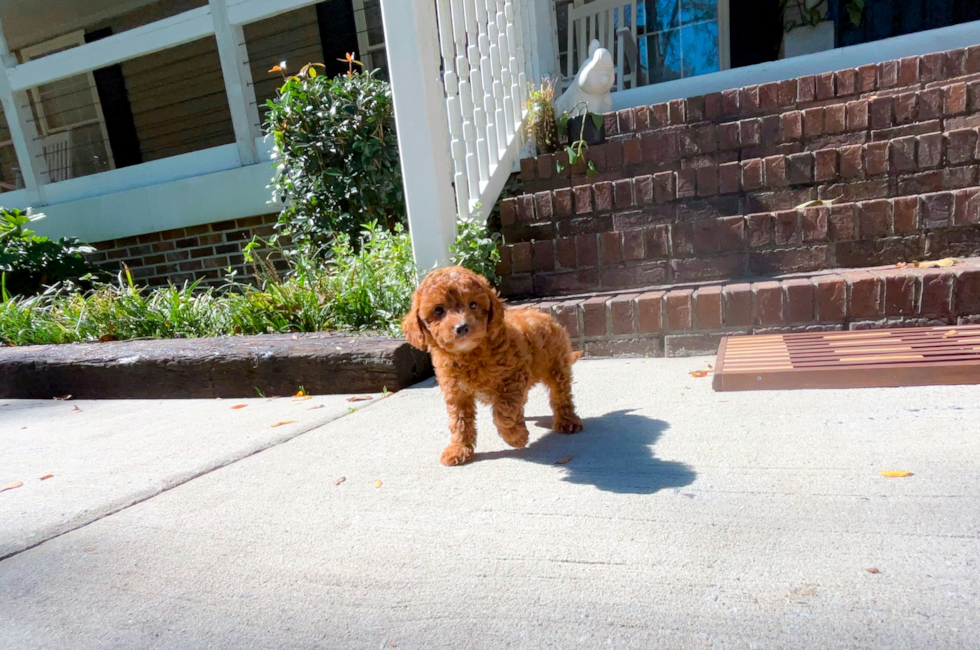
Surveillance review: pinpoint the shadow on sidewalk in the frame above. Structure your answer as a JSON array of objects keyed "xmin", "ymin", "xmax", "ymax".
[{"xmin": 477, "ymin": 409, "xmax": 695, "ymax": 494}]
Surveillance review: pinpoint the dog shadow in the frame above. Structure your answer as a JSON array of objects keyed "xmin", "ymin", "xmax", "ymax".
[{"xmin": 476, "ymin": 409, "xmax": 696, "ymax": 495}]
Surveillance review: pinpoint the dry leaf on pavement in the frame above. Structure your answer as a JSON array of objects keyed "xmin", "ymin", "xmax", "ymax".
[
  {"xmin": 271, "ymin": 420, "xmax": 298, "ymax": 427},
  {"xmin": 72, "ymin": 405, "xmax": 82, "ymax": 413},
  {"xmin": 1, "ymin": 481, "xmax": 23, "ymax": 493},
  {"xmin": 689, "ymin": 369, "xmax": 710, "ymax": 378},
  {"xmin": 556, "ymin": 456, "xmax": 573, "ymax": 465},
  {"xmin": 231, "ymin": 404, "xmax": 248, "ymax": 410},
  {"xmin": 39, "ymin": 474, "xmax": 54, "ymax": 481},
  {"xmin": 915, "ymin": 258, "xmax": 958, "ymax": 268},
  {"xmin": 53, "ymin": 394, "xmax": 72, "ymax": 401},
  {"xmin": 335, "ymin": 477, "xmax": 347, "ymax": 486},
  {"xmin": 308, "ymin": 404, "xmax": 325, "ymax": 410},
  {"xmin": 866, "ymin": 567, "xmax": 880, "ymax": 574},
  {"xmin": 374, "ymin": 480, "xmax": 383, "ymax": 488},
  {"xmin": 292, "ymin": 395, "xmax": 312, "ymax": 401},
  {"xmin": 346, "ymin": 396, "xmax": 372, "ymax": 402},
  {"xmin": 880, "ymin": 470, "xmax": 912, "ymax": 477}
]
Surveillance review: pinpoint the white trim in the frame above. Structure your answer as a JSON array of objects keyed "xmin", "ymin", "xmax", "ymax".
[
  {"xmin": 6, "ymin": 6, "xmax": 215, "ymax": 92},
  {"xmin": 613, "ymin": 18, "xmax": 980, "ymax": 110},
  {"xmin": 0, "ymin": 18, "xmax": 43, "ymax": 203},
  {"xmin": 210, "ymin": 0, "xmax": 262, "ymax": 165},
  {"xmin": 26, "ymin": 162, "xmax": 280, "ymax": 244},
  {"xmin": 224, "ymin": 0, "xmax": 323, "ymax": 27}
]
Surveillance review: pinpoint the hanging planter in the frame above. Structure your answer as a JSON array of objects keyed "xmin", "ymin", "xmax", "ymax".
[
  {"xmin": 779, "ymin": 0, "xmax": 864, "ymax": 59},
  {"xmin": 565, "ymin": 113, "xmax": 606, "ymax": 147}
]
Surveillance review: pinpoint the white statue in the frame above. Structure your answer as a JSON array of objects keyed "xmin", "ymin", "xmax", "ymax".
[{"xmin": 554, "ymin": 39, "xmax": 615, "ymax": 118}]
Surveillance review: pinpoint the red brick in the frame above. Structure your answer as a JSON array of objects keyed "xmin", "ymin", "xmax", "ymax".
[
  {"xmin": 893, "ymin": 92, "xmax": 917, "ymax": 125},
  {"xmin": 814, "ymin": 149, "xmax": 838, "ymax": 182},
  {"xmin": 764, "ymin": 155, "xmax": 788, "ymax": 187},
  {"xmin": 719, "ymin": 162, "xmax": 740, "ymax": 194},
  {"xmin": 665, "ymin": 290, "xmax": 694, "ymax": 331},
  {"xmin": 814, "ymin": 276, "xmax": 846, "ymax": 322},
  {"xmin": 742, "ymin": 86, "xmax": 761, "ymax": 113},
  {"xmin": 496, "ymin": 246, "xmax": 512, "ymax": 276},
  {"xmin": 918, "ymin": 88, "xmax": 943, "ymax": 120},
  {"xmin": 622, "ymin": 138, "xmax": 642, "ymax": 165},
  {"xmin": 780, "ymin": 111, "xmax": 802, "ymax": 141},
  {"xmin": 687, "ymin": 96, "xmax": 705, "ymax": 121},
  {"xmin": 634, "ymin": 175, "xmax": 654, "ymax": 205},
  {"xmin": 721, "ymin": 88, "xmax": 741, "ymax": 116},
  {"xmin": 511, "ymin": 242, "xmax": 532, "ymax": 273},
  {"xmin": 555, "ymin": 237, "xmax": 576, "ymax": 269},
  {"xmin": 609, "ymin": 294, "xmax": 638, "ymax": 335},
  {"xmin": 801, "ymin": 207, "xmax": 828, "ymax": 241},
  {"xmin": 778, "ymin": 78, "xmax": 798, "ymax": 105},
  {"xmin": 582, "ymin": 297, "xmax": 609, "ymax": 337},
  {"xmin": 859, "ymin": 199, "xmax": 892, "ymax": 238},
  {"xmin": 917, "ymin": 133, "xmax": 944, "ymax": 169},
  {"xmin": 534, "ymin": 191, "xmax": 553, "ymax": 220},
  {"xmin": 519, "ymin": 157, "xmax": 536, "ymax": 182},
  {"xmin": 694, "ymin": 286, "xmax": 723, "ymax": 330},
  {"xmin": 606, "ymin": 140, "xmax": 623, "ymax": 169},
  {"xmin": 892, "ymin": 196, "xmax": 920, "ymax": 234},
  {"xmin": 753, "ymin": 282, "xmax": 784, "ymax": 326},
  {"xmin": 783, "ymin": 279, "xmax": 815, "ymax": 323},
  {"xmin": 653, "ymin": 171, "xmax": 675, "ymax": 203},
  {"xmin": 637, "ymin": 292, "xmax": 665, "ymax": 332},
  {"xmin": 921, "ymin": 52, "xmax": 944, "ymax": 83},
  {"xmin": 553, "ymin": 188, "xmax": 573, "ymax": 217},
  {"xmin": 536, "ymin": 154, "xmax": 554, "ymax": 180},
  {"xmin": 617, "ymin": 108, "xmax": 635, "ymax": 133},
  {"xmin": 946, "ymin": 48, "xmax": 968, "ymax": 77},
  {"xmin": 839, "ymin": 145, "xmax": 864, "ymax": 179},
  {"xmin": 857, "ymin": 64, "xmax": 877, "ymax": 92},
  {"xmin": 869, "ymin": 96, "xmax": 893, "ymax": 130},
  {"xmin": 746, "ymin": 213, "xmax": 773, "ymax": 247},
  {"xmin": 802, "ymin": 108, "xmax": 824, "ymax": 138},
  {"xmin": 573, "ymin": 185, "xmax": 593, "ymax": 214},
  {"xmin": 723, "ymin": 283, "xmax": 753, "ymax": 327},
  {"xmin": 898, "ymin": 56, "xmax": 920, "ymax": 86},
  {"xmin": 884, "ymin": 274, "xmax": 916, "ymax": 316},
  {"xmin": 612, "ymin": 179, "xmax": 633, "ymax": 210},
  {"xmin": 676, "ymin": 168, "xmax": 697, "ymax": 198},
  {"xmin": 945, "ymin": 83, "xmax": 968, "ymax": 116},
  {"xmin": 696, "ymin": 124, "xmax": 718, "ymax": 153},
  {"xmin": 846, "ymin": 100, "xmax": 869, "ymax": 131},
  {"xmin": 786, "ymin": 152, "xmax": 813, "ymax": 184},
  {"xmin": 774, "ymin": 210, "xmax": 799, "ymax": 245},
  {"xmin": 953, "ymin": 188, "xmax": 980, "ymax": 226},
  {"xmin": 575, "ymin": 234, "xmax": 598, "ymax": 267},
  {"xmin": 955, "ymin": 269, "xmax": 980, "ymax": 314},
  {"xmin": 889, "ymin": 136, "xmax": 917, "ymax": 173},
  {"xmin": 650, "ymin": 103, "xmax": 669, "ymax": 128},
  {"xmin": 739, "ymin": 119, "xmax": 760, "ymax": 146},
  {"xmin": 718, "ymin": 122, "xmax": 740, "ymax": 150},
  {"xmin": 599, "ymin": 231, "xmax": 622, "ymax": 264},
  {"xmin": 532, "ymin": 240, "xmax": 554, "ymax": 271},
  {"xmin": 668, "ymin": 98, "xmax": 686, "ymax": 124},
  {"xmin": 825, "ymin": 104, "xmax": 846, "ymax": 134},
  {"xmin": 554, "ymin": 300, "xmax": 582, "ymax": 338},
  {"xmin": 500, "ymin": 198, "xmax": 517, "ymax": 226},
  {"xmin": 634, "ymin": 105, "xmax": 651, "ymax": 131},
  {"xmin": 717, "ymin": 216, "xmax": 745, "ymax": 251},
  {"xmin": 920, "ymin": 192, "xmax": 954, "ymax": 229},
  {"xmin": 968, "ymin": 45, "xmax": 980, "ymax": 74},
  {"xmin": 947, "ymin": 129, "xmax": 977, "ymax": 165},
  {"xmin": 918, "ymin": 270, "xmax": 955, "ymax": 317},
  {"xmin": 797, "ymin": 75, "xmax": 816, "ymax": 103},
  {"xmin": 705, "ymin": 93, "xmax": 722, "ymax": 120},
  {"xmin": 696, "ymin": 166, "xmax": 719, "ymax": 196},
  {"xmin": 672, "ymin": 221, "xmax": 695, "ymax": 256},
  {"xmin": 644, "ymin": 225, "xmax": 670, "ymax": 258},
  {"xmin": 622, "ymin": 229, "xmax": 644, "ymax": 261},
  {"xmin": 878, "ymin": 60, "xmax": 899, "ymax": 88},
  {"xmin": 836, "ymin": 68, "xmax": 857, "ymax": 96},
  {"xmin": 864, "ymin": 141, "xmax": 889, "ymax": 176},
  {"xmin": 593, "ymin": 182, "xmax": 613, "ymax": 212},
  {"xmin": 847, "ymin": 272, "xmax": 883, "ymax": 319},
  {"xmin": 741, "ymin": 159, "xmax": 764, "ymax": 190},
  {"xmin": 759, "ymin": 82, "xmax": 780, "ymax": 110},
  {"xmin": 815, "ymin": 72, "xmax": 835, "ymax": 99}
]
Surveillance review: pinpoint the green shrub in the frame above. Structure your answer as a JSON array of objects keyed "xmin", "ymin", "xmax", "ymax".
[
  {"xmin": 450, "ymin": 212, "xmax": 501, "ymax": 285},
  {"xmin": 0, "ymin": 208, "xmax": 101, "ymax": 296},
  {"xmin": 267, "ymin": 64, "xmax": 404, "ymax": 254}
]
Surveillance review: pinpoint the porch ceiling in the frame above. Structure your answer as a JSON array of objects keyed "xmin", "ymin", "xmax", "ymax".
[{"xmin": 0, "ymin": 0, "xmax": 161, "ymax": 50}]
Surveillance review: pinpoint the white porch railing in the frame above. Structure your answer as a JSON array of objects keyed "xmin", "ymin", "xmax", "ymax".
[{"xmin": 380, "ymin": 0, "xmax": 553, "ymax": 272}]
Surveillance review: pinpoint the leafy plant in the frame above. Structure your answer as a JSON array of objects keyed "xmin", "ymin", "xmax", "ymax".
[
  {"xmin": 555, "ymin": 102, "xmax": 600, "ymax": 178},
  {"xmin": 0, "ymin": 208, "xmax": 101, "ymax": 297},
  {"xmin": 780, "ymin": 0, "xmax": 864, "ymax": 31},
  {"xmin": 266, "ymin": 61, "xmax": 405, "ymax": 256},
  {"xmin": 525, "ymin": 79, "xmax": 561, "ymax": 155},
  {"xmin": 451, "ymin": 206, "xmax": 501, "ymax": 285}
]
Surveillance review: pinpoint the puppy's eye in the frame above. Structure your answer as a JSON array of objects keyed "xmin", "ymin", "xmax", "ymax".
[
  {"xmin": 469, "ymin": 301, "xmax": 477, "ymax": 310},
  {"xmin": 433, "ymin": 306, "xmax": 445, "ymax": 318}
]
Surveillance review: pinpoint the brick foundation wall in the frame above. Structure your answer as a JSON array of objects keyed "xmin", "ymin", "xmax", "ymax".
[
  {"xmin": 88, "ymin": 213, "xmax": 284, "ymax": 287},
  {"xmin": 498, "ymin": 45, "xmax": 980, "ymax": 299}
]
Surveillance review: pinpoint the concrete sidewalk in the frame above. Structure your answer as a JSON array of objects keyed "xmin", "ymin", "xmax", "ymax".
[{"xmin": 1, "ymin": 358, "xmax": 979, "ymax": 649}]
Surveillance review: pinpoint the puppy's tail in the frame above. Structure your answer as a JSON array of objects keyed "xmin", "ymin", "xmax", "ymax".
[{"xmin": 569, "ymin": 350, "xmax": 583, "ymax": 364}]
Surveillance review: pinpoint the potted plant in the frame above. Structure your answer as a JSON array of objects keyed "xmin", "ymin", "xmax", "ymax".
[
  {"xmin": 525, "ymin": 80, "xmax": 561, "ymax": 155},
  {"xmin": 555, "ymin": 101, "xmax": 602, "ymax": 178},
  {"xmin": 780, "ymin": 0, "xmax": 864, "ymax": 59}
]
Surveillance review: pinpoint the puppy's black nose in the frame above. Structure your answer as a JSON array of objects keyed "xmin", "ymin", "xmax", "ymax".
[{"xmin": 454, "ymin": 322, "xmax": 469, "ymax": 337}]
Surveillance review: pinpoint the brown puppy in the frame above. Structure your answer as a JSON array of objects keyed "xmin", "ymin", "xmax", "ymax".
[{"xmin": 402, "ymin": 266, "xmax": 583, "ymax": 466}]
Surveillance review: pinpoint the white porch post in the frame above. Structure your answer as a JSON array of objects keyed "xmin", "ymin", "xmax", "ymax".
[
  {"xmin": 533, "ymin": 0, "xmax": 559, "ymax": 80},
  {"xmin": 0, "ymin": 19, "xmax": 44, "ymax": 205},
  {"xmin": 209, "ymin": 0, "xmax": 262, "ymax": 166},
  {"xmin": 379, "ymin": 0, "xmax": 458, "ymax": 274}
]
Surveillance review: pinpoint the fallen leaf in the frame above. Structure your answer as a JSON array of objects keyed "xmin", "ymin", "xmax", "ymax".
[
  {"xmin": 335, "ymin": 477, "xmax": 347, "ymax": 486},
  {"xmin": 374, "ymin": 480, "xmax": 383, "ymax": 488},
  {"xmin": 689, "ymin": 369, "xmax": 710, "ymax": 378},
  {"xmin": 308, "ymin": 404, "xmax": 325, "ymax": 410},
  {"xmin": 943, "ymin": 330, "xmax": 959, "ymax": 338},
  {"xmin": 271, "ymin": 420, "xmax": 299, "ymax": 427},
  {"xmin": 292, "ymin": 395, "xmax": 312, "ymax": 401},
  {"xmin": 866, "ymin": 567, "xmax": 880, "ymax": 574},
  {"xmin": 347, "ymin": 396, "xmax": 372, "ymax": 402},
  {"xmin": 915, "ymin": 257, "xmax": 958, "ymax": 268},
  {"xmin": 231, "ymin": 404, "xmax": 248, "ymax": 410},
  {"xmin": 83, "ymin": 546, "xmax": 97, "ymax": 553},
  {"xmin": 556, "ymin": 455, "xmax": 573, "ymax": 465},
  {"xmin": 895, "ymin": 261, "xmax": 910, "ymax": 269},
  {"xmin": 72, "ymin": 405, "xmax": 82, "ymax": 413},
  {"xmin": 1, "ymin": 481, "xmax": 23, "ymax": 493},
  {"xmin": 98, "ymin": 334, "xmax": 118, "ymax": 342},
  {"xmin": 294, "ymin": 388, "xmax": 308, "ymax": 397},
  {"xmin": 39, "ymin": 474, "xmax": 54, "ymax": 481},
  {"xmin": 53, "ymin": 394, "xmax": 72, "ymax": 401},
  {"xmin": 880, "ymin": 470, "xmax": 912, "ymax": 478},
  {"xmin": 795, "ymin": 197, "xmax": 839, "ymax": 209}
]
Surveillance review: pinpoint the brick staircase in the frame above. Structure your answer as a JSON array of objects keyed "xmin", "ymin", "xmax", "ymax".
[{"xmin": 496, "ymin": 46, "xmax": 980, "ymax": 357}]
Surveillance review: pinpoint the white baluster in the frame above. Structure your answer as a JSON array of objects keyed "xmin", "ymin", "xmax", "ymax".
[
  {"xmin": 466, "ymin": 0, "xmax": 489, "ymax": 190},
  {"xmin": 511, "ymin": 0, "xmax": 528, "ymax": 111},
  {"xmin": 459, "ymin": 79, "xmax": 479, "ymax": 203},
  {"xmin": 524, "ymin": 0, "xmax": 540, "ymax": 84},
  {"xmin": 487, "ymin": 0, "xmax": 506, "ymax": 155},
  {"xmin": 504, "ymin": 0, "xmax": 522, "ymax": 130},
  {"xmin": 478, "ymin": 0, "xmax": 498, "ymax": 170},
  {"xmin": 436, "ymin": 0, "xmax": 467, "ymax": 207},
  {"xmin": 497, "ymin": 1, "xmax": 515, "ymax": 141}
]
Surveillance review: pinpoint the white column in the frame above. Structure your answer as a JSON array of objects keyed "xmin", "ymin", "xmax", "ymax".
[
  {"xmin": 532, "ymin": 0, "xmax": 558, "ymax": 81},
  {"xmin": 0, "ymin": 19, "xmax": 44, "ymax": 205},
  {"xmin": 379, "ymin": 0, "xmax": 458, "ymax": 273},
  {"xmin": 210, "ymin": 0, "xmax": 262, "ymax": 166}
]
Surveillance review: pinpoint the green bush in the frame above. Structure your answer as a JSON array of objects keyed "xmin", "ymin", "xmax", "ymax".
[
  {"xmin": 267, "ymin": 65, "xmax": 404, "ymax": 254},
  {"xmin": 450, "ymin": 211, "xmax": 501, "ymax": 285},
  {"xmin": 0, "ymin": 208, "xmax": 101, "ymax": 297}
]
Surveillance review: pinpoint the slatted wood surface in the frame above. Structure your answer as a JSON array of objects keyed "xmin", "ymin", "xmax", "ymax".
[{"xmin": 713, "ymin": 325, "xmax": 980, "ymax": 391}]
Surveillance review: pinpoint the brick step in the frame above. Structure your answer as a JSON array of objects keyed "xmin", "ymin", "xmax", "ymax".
[
  {"xmin": 497, "ymin": 186, "xmax": 980, "ymax": 298},
  {"xmin": 511, "ymin": 258, "xmax": 980, "ymax": 358},
  {"xmin": 522, "ymin": 85, "xmax": 980, "ymax": 195}
]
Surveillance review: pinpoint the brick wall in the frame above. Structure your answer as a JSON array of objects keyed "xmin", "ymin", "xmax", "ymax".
[
  {"xmin": 498, "ymin": 45, "xmax": 980, "ymax": 299},
  {"xmin": 88, "ymin": 213, "xmax": 284, "ymax": 287}
]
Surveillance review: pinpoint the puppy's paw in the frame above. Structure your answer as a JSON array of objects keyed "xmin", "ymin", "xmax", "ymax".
[
  {"xmin": 440, "ymin": 443, "xmax": 474, "ymax": 466},
  {"xmin": 498, "ymin": 425, "xmax": 529, "ymax": 449},
  {"xmin": 553, "ymin": 414, "xmax": 583, "ymax": 434}
]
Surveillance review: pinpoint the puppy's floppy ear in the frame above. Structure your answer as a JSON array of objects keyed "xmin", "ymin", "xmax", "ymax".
[
  {"xmin": 401, "ymin": 288, "xmax": 428, "ymax": 351},
  {"xmin": 477, "ymin": 274, "xmax": 506, "ymax": 335}
]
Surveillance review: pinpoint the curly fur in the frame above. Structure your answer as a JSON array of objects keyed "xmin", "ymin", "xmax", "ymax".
[{"xmin": 402, "ymin": 266, "xmax": 583, "ymax": 466}]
